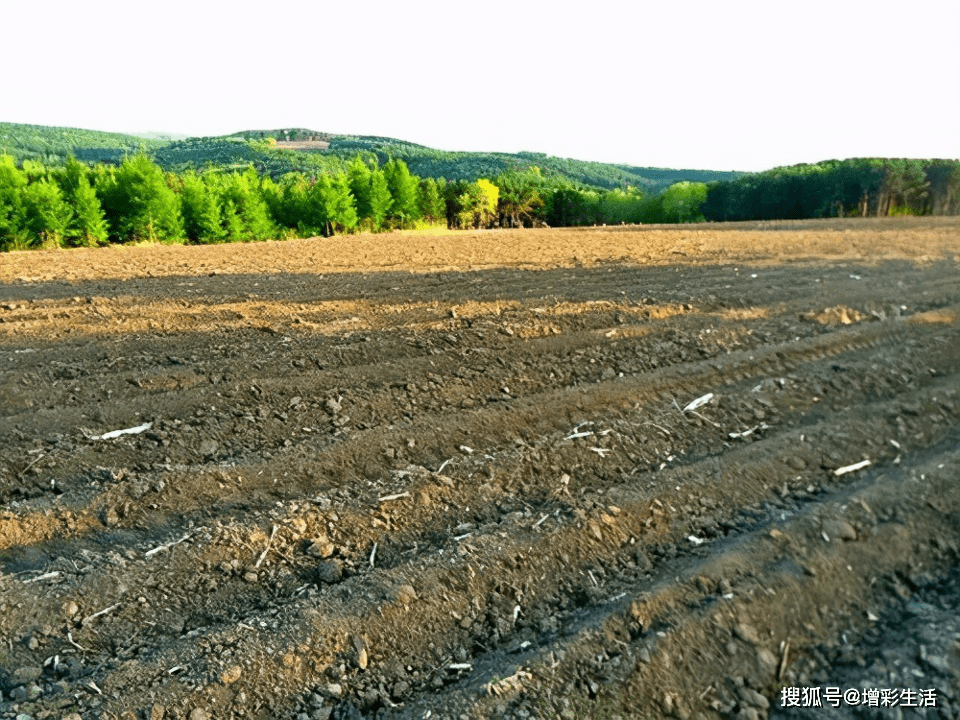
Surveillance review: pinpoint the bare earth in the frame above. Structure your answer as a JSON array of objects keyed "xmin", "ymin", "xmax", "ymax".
[
  {"xmin": 274, "ymin": 141, "xmax": 331, "ymax": 152},
  {"xmin": 1, "ymin": 217, "xmax": 959, "ymax": 720}
]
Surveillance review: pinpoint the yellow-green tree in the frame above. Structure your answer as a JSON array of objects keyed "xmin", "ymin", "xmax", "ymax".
[
  {"xmin": 660, "ymin": 181, "xmax": 707, "ymax": 223},
  {"xmin": 452, "ymin": 179, "xmax": 500, "ymax": 229},
  {"xmin": 476, "ymin": 179, "xmax": 499, "ymax": 227}
]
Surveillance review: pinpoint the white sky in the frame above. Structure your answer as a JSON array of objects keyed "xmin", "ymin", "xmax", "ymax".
[{"xmin": 2, "ymin": 0, "xmax": 958, "ymax": 172}]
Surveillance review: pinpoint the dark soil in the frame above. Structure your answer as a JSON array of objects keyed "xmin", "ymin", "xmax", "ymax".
[{"xmin": 1, "ymin": 218, "xmax": 959, "ymax": 720}]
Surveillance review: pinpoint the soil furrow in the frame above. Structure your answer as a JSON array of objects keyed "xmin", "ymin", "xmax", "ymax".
[{"xmin": 1, "ymin": 220, "xmax": 959, "ymax": 720}]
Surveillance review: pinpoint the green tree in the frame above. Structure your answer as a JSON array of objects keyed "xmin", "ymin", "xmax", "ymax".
[
  {"xmin": 212, "ymin": 169, "xmax": 276, "ymax": 241},
  {"xmin": 442, "ymin": 180, "xmax": 470, "ymax": 229},
  {"xmin": 446, "ymin": 179, "xmax": 500, "ymax": 229},
  {"xmin": 303, "ymin": 176, "xmax": 329, "ymax": 234},
  {"xmin": 0, "ymin": 154, "xmax": 29, "ymax": 250},
  {"xmin": 454, "ymin": 184, "xmax": 478, "ymax": 229},
  {"xmin": 58, "ymin": 157, "xmax": 109, "ymax": 246},
  {"xmin": 599, "ymin": 187, "xmax": 647, "ymax": 225},
  {"xmin": 383, "ymin": 159, "xmax": 420, "ymax": 227},
  {"xmin": 67, "ymin": 170, "xmax": 109, "ymax": 246},
  {"xmin": 22, "ymin": 178, "xmax": 73, "ymax": 247},
  {"xmin": 660, "ymin": 181, "xmax": 708, "ymax": 223},
  {"xmin": 260, "ymin": 175, "xmax": 284, "ymax": 227},
  {"xmin": 547, "ymin": 184, "xmax": 600, "ymax": 226},
  {"xmin": 417, "ymin": 177, "xmax": 445, "ymax": 223},
  {"xmin": 322, "ymin": 173, "xmax": 358, "ymax": 234},
  {"xmin": 273, "ymin": 173, "xmax": 313, "ymax": 233},
  {"xmin": 495, "ymin": 168, "xmax": 545, "ymax": 227},
  {"xmin": 368, "ymin": 168, "xmax": 392, "ymax": 230},
  {"xmin": 307, "ymin": 174, "xmax": 358, "ymax": 235},
  {"xmin": 346, "ymin": 157, "xmax": 391, "ymax": 231},
  {"xmin": 98, "ymin": 153, "xmax": 183, "ymax": 242},
  {"xmin": 180, "ymin": 172, "xmax": 224, "ymax": 243},
  {"xmin": 876, "ymin": 159, "xmax": 928, "ymax": 216},
  {"xmin": 20, "ymin": 159, "xmax": 49, "ymax": 183},
  {"xmin": 347, "ymin": 156, "xmax": 373, "ymax": 221},
  {"xmin": 925, "ymin": 160, "xmax": 960, "ymax": 215}
]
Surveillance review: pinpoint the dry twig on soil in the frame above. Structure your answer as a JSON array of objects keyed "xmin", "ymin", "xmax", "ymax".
[
  {"xmin": 90, "ymin": 422, "xmax": 153, "ymax": 441},
  {"xmin": 682, "ymin": 392, "xmax": 715, "ymax": 413},
  {"xmin": 23, "ymin": 571, "xmax": 60, "ymax": 584},
  {"xmin": 255, "ymin": 525, "xmax": 278, "ymax": 568},
  {"xmin": 82, "ymin": 603, "xmax": 120, "ymax": 626},
  {"xmin": 146, "ymin": 531, "xmax": 195, "ymax": 558},
  {"xmin": 834, "ymin": 459, "xmax": 871, "ymax": 476}
]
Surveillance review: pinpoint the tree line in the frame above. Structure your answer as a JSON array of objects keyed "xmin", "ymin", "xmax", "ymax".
[
  {"xmin": 7, "ymin": 151, "xmax": 955, "ymax": 251},
  {"xmin": 0, "ymin": 153, "xmax": 705, "ymax": 251},
  {"xmin": 701, "ymin": 158, "xmax": 960, "ymax": 221}
]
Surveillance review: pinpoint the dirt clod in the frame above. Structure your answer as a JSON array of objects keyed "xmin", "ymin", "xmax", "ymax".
[
  {"xmin": 307, "ymin": 538, "xmax": 336, "ymax": 558},
  {"xmin": 316, "ymin": 560, "xmax": 343, "ymax": 584},
  {"xmin": 221, "ymin": 665, "xmax": 243, "ymax": 685}
]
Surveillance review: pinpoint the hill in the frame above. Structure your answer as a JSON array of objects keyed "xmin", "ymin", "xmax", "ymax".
[
  {"xmin": 0, "ymin": 122, "xmax": 168, "ymax": 165},
  {"xmin": 0, "ymin": 122, "xmax": 741, "ymax": 193},
  {"xmin": 317, "ymin": 134, "xmax": 741, "ymax": 192}
]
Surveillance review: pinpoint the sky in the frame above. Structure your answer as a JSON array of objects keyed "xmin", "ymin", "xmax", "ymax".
[{"xmin": 1, "ymin": 0, "xmax": 958, "ymax": 172}]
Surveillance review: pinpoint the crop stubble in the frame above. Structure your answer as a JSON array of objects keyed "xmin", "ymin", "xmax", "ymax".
[{"xmin": 1, "ymin": 217, "xmax": 959, "ymax": 719}]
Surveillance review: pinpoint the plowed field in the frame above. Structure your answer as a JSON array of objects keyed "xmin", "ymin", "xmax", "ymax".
[{"xmin": 2, "ymin": 218, "xmax": 959, "ymax": 720}]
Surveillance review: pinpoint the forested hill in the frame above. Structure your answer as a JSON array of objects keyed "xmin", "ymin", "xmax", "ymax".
[
  {"xmin": 0, "ymin": 123, "xmax": 169, "ymax": 165},
  {"xmin": 0, "ymin": 122, "xmax": 740, "ymax": 194},
  {"xmin": 316, "ymin": 135, "xmax": 740, "ymax": 193}
]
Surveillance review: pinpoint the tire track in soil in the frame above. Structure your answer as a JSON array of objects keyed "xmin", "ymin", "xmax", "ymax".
[{"xmin": 1, "ymin": 222, "xmax": 959, "ymax": 720}]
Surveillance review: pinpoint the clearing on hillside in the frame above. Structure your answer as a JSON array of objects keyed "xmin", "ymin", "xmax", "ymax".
[{"xmin": 274, "ymin": 140, "xmax": 331, "ymax": 151}]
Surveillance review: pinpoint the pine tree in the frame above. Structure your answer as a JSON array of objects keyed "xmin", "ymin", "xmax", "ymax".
[
  {"xmin": 322, "ymin": 173, "xmax": 358, "ymax": 235},
  {"xmin": 60, "ymin": 157, "xmax": 109, "ymax": 246},
  {"xmin": 0, "ymin": 154, "xmax": 29, "ymax": 250},
  {"xmin": 282, "ymin": 175, "xmax": 315, "ymax": 235},
  {"xmin": 180, "ymin": 172, "xmax": 223, "ymax": 243},
  {"xmin": 305, "ymin": 176, "xmax": 331, "ymax": 235},
  {"xmin": 368, "ymin": 169, "xmax": 392, "ymax": 230},
  {"xmin": 98, "ymin": 153, "xmax": 183, "ymax": 242},
  {"xmin": 20, "ymin": 159, "xmax": 49, "ymax": 183},
  {"xmin": 220, "ymin": 198, "xmax": 246, "ymax": 241},
  {"xmin": 259, "ymin": 176, "xmax": 284, "ymax": 230},
  {"xmin": 383, "ymin": 159, "xmax": 420, "ymax": 227},
  {"xmin": 69, "ymin": 174, "xmax": 109, "ymax": 246},
  {"xmin": 237, "ymin": 169, "xmax": 276, "ymax": 240},
  {"xmin": 212, "ymin": 170, "xmax": 276, "ymax": 241},
  {"xmin": 22, "ymin": 178, "xmax": 73, "ymax": 247},
  {"xmin": 347, "ymin": 156, "xmax": 373, "ymax": 221},
  {"xmin": 494, "ymin": 169, "xmax": 546, "ymax": 227},
  {"xmin": 417, "ymin": 178, "xmax": 445, "ymax": 223}
]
